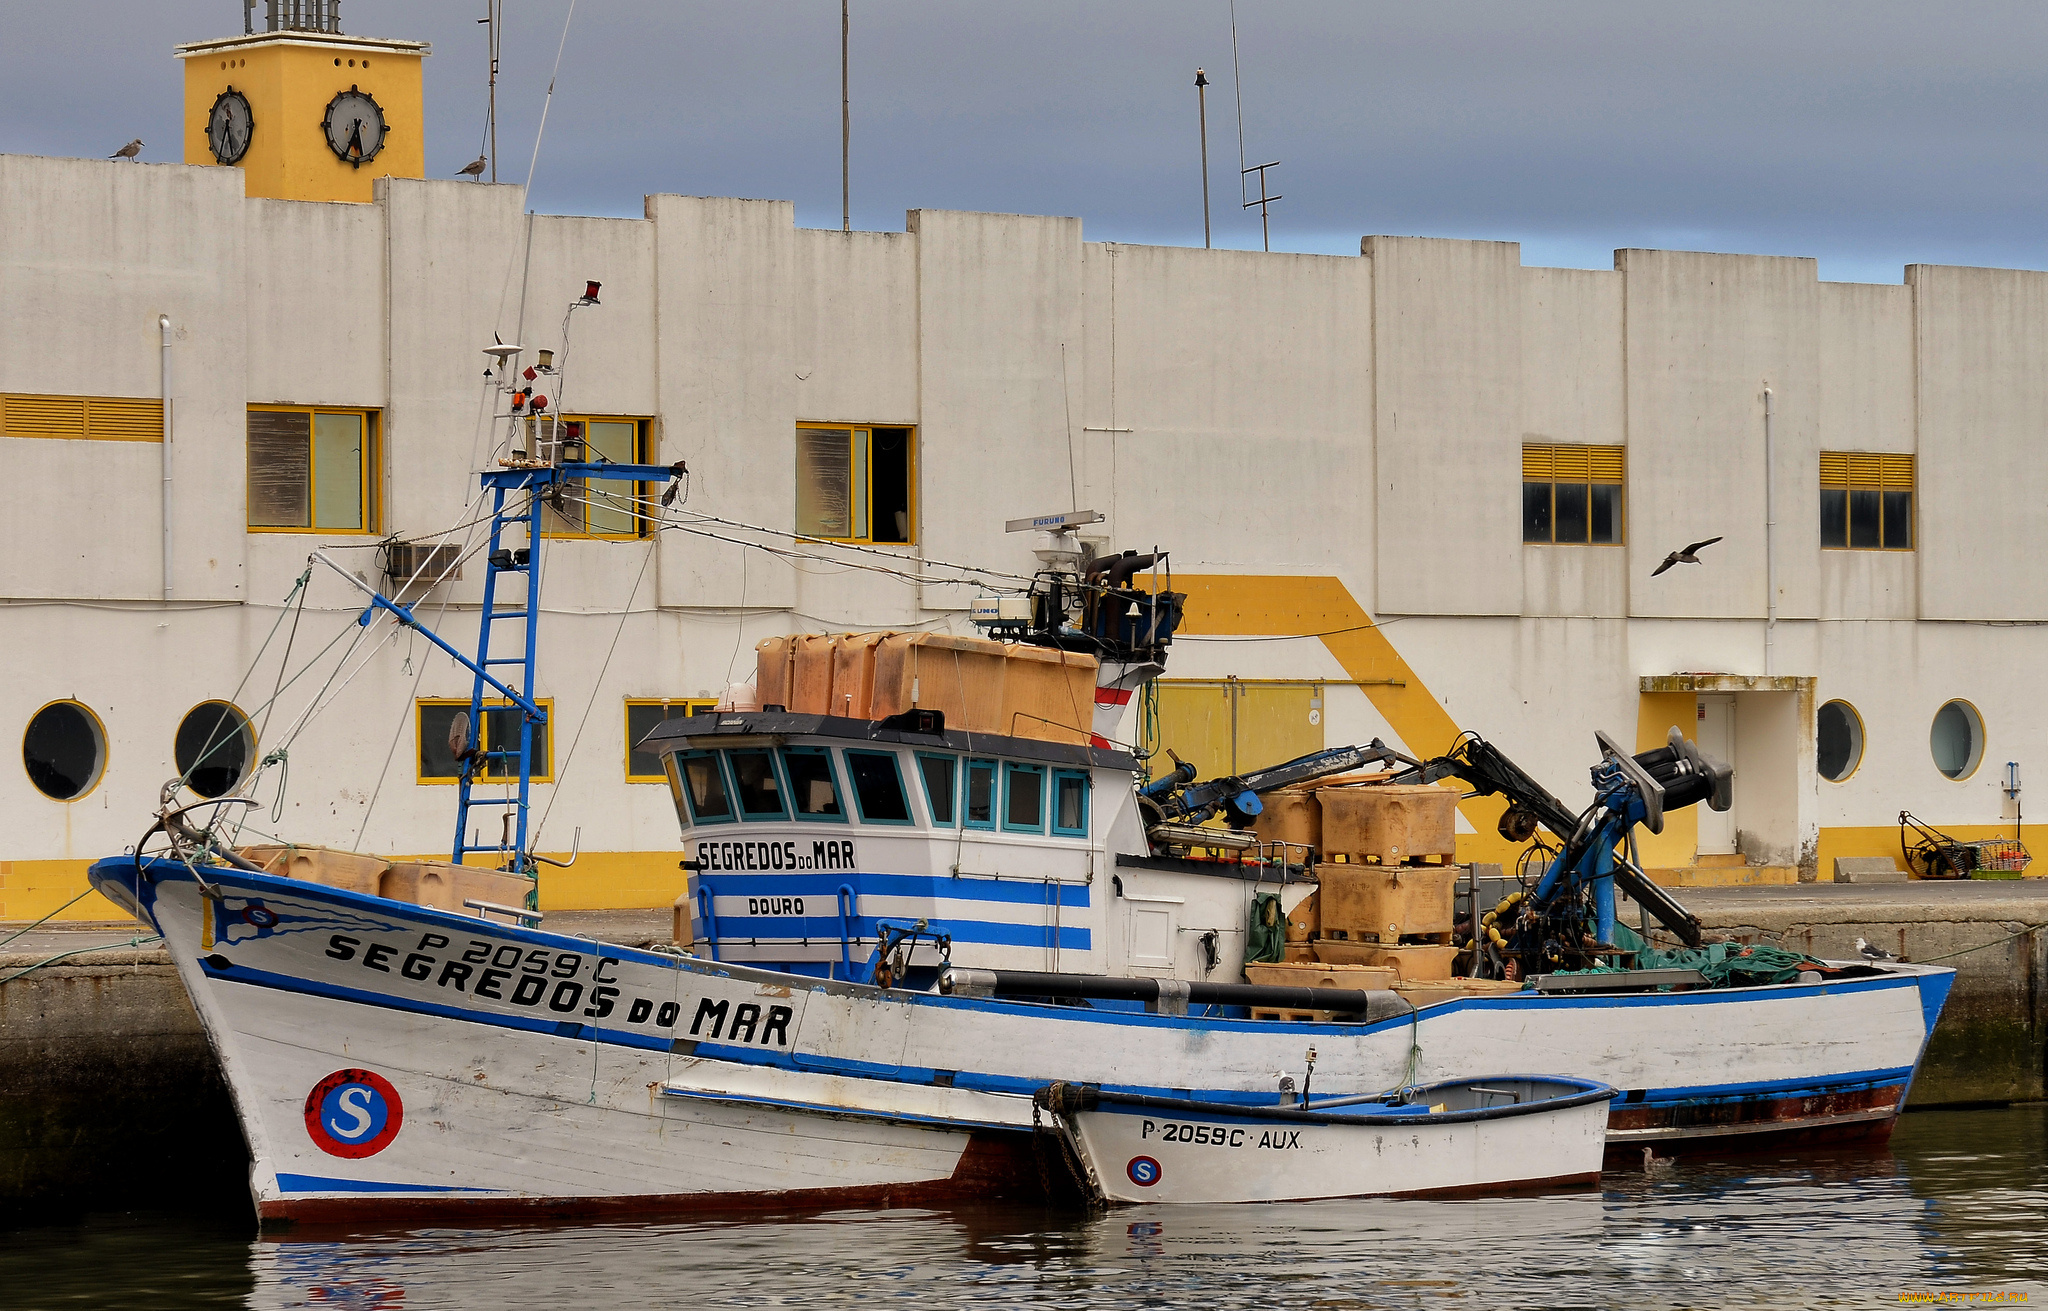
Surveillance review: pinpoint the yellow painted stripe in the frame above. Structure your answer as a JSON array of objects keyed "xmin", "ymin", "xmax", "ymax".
[{"xmin": 1174, "ymin": 574, "xmax": 1523, "ymax": 864}]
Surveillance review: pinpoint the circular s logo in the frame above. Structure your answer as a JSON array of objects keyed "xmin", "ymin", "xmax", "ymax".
[
  {"xmin": 304, "ymin": 1069, "xmax": 404, "ymax": 1158},
  {"xmin": 1126, "ymin": 1156, "xmax": 1162, "ymax": 1187}
]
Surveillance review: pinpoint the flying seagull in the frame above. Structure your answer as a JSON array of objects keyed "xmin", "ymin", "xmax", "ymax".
[
  {"xmin": 1651, "ymin": 536, "xmax": 1723, "ymax": 577},
  {"xmin": 457, "ymin": 155, "xmax": 487, "ymax": 180},
  {"xmin": 1855, "ymin": 937, "xmax": 1897, "ymax": 962},
  {"xmin": 110, "ymin": 139, "xmax": 143, "ymax": 161}
]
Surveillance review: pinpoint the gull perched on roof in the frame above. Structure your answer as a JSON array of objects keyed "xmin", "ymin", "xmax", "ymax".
[{"xmin": 110, "ymin": 139, "xmax": 143, "ymax": 161}]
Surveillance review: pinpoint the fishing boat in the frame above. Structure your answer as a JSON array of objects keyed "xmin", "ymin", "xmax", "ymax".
[
  {"xmin": 1033, "ymin": 1076, "xmax": 1618, "ymax": 1205},
  {"xmin": 85, "ymin": 299, "xmax": 1956, "ymax": 1223}
]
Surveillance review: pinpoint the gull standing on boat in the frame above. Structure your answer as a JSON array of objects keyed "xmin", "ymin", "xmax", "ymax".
[{"xmin": 457, "ymin": 155, "xmax": 487, "ymax": 180}]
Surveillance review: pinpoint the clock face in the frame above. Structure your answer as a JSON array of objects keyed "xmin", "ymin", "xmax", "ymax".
[
  {"xmin": 321, "ymin": 86, "xmax": 388, "ymax": 168},
  {"xmin": 207, "ymin": 88, "xmax": 253, "ymax": 165}
]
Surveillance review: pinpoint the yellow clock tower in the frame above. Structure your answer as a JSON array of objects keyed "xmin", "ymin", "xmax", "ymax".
[{"xmin": 177, "ymin": 6, "xmax": 428, "ymax": 204}]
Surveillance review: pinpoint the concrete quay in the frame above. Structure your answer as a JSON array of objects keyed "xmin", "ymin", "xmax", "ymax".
[{"xmin": 2, "ymin": 891, "xmax": 2042, "ymax": 1218}]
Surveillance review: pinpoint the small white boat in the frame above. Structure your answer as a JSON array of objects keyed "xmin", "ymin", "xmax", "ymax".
[{"xmin": 1036, "ymin": 1076, "xmax": 1618, "ymax": 1205}]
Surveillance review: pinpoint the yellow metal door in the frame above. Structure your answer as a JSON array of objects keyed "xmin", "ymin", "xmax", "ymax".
[{"xmin": 1151, "ymin": 681, "xmax": 1325, "ymax": 781}]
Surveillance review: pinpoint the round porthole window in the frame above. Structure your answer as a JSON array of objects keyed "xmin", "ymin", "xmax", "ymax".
[
  {"xmin": 175, "ymin": 701, "xmax": 255, "ymax": 798},
  {"xmin": 1817, "ymin": 700, "xmax": 1863, "ymax": 782},
  {"xmin": 23, "ymin": 700, "xmax": 107, "ymax": 801},
  {"xmin": 1930, "ymin": 700, "xmax": 1984, "ymax": 781}
]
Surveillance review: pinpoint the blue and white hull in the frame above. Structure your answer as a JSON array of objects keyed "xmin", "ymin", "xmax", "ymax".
[{"xmin": 91, "ymin": 856, "xmax": 1953, "ymax": 1223}]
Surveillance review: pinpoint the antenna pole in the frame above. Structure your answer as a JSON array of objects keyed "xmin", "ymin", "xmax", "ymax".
[
  {"xmin": 1195, "ymin": 69, "xmax": 1211, "ymax": 249},
  {"xmin": 1230, "ymin": 0, "xmax": 1247, "ymax": 208},
  {"xmin": 842, "ymin": 0, "xmax": 851, "ymax": 233},
  {"xmin": 487, "ymin": 0, "xmax": 501, "ymax": 184}
]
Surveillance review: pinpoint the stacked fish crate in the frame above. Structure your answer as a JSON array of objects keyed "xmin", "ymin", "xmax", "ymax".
[{"xmin": 1248, "ymin": 783, "xmax": 1520, "ymax": 1014}]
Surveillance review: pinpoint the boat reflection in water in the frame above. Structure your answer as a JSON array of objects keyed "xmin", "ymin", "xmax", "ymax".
[{"xmin": 226, "ymin": 1109, "xmax": 2047, "ymax": 1310}]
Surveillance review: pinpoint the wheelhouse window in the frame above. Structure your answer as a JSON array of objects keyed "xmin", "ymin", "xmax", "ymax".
[
  {"xmin": 1003, "ymin": 762, "xmax": 1045, "ymax": 833},
  {"xmin": 1052, "ymin": 769, "xmax": 1090, "ymax": 837},
  {"xmin": 917, "ymin": 753, "xmax": 957, "ymax": 826},
  {"xmin": 795, "ymin": 423, "xmax": 914, "ymax": 543},
  {"xmin": 728, "ymin": 749, "xmax": 789, "ymax": 820},
  {"xmin": 965, "ymin": 759, "xmax": 997, "ymax": 830},
  {"xmin": 1523, "ymin": 444, "xmax": 1623, "ymax": 545},
  {"xmin": 782, "ymin": 747, "xmax": 847, "ymax": 820},
  {"xmin": 844, "ymin": 749, "xmax": 913, "ymax": 824},
  {"xmin": 625, "ymin": 698, "xmax": 717, "ymax": 782},
  {"xmin": 1820, "ymin": 452, "xmax": 1913, "ymax": 550},
  {"xmin": 417, "ymin": 698, "xmax": 553, "ymax": 784},
  {"xmin": 535, "ymin": 416, "xmax": 655, "ymax": 538},
  {"xmin": 247, "ymin": 405, "xmax": 379, "ymax": 533},
  {"xmin": 676, "ymin": 751, "xmax": 734, "ymax": 825}
]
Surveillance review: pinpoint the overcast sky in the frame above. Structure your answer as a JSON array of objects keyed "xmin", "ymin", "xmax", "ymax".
[{"xmin": 9, "ymin": 2, "xmax": 2048, "ymax": 283}]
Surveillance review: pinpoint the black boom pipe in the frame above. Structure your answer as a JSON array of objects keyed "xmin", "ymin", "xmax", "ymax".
[{"xmin": 939, "ymin": 967, "xmax": 1412, "ymax": 1020}]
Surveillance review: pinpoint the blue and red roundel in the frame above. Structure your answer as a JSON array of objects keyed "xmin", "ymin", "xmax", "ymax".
[
  {"xmin": 1126, "ymin": 1155, "xmax": 1162, "ymax": 1187},
  {"xmin": 303, "ymin": 1069, "xmax": 404, "ymax": 1158}
]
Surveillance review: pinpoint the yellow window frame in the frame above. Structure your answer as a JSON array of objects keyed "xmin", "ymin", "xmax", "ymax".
[
  {"xmin": 624, "ymin": 697, "xmax": 719, "ymax": 782},
  {"xmin": 1522, "ymin": 443, "xmax": 1625, "ymax": 545},
  {"xmin": 535, "ymin": 415, "xmax": 656, "ymax": 540},
  {"xmin": 795, "ymin": 421, "xmax": 918, "ymax": 545},
  {"xmin": 1819, "ymin": 451, "xmax": 1914, "ymax": 551},
  {"xmin": 246, "ymin": 404, "xmax": 381, "ymax": 535},
  {"xmin": 416, "ymin": 697, "xmax": 555, "ymax": 784}
]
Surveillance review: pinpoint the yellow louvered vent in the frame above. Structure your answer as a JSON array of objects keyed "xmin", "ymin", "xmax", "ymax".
[
  {"xmin": 0, "ymin": 393, "xmax": 164, "ymax": 442},
  {"xmin": 1523, "ymin": 443, "xmax": 1624, "ymax": 483},
  {"xmin": 1819, "ymin": 450, "xmax": 1913, "ymax": 489}
]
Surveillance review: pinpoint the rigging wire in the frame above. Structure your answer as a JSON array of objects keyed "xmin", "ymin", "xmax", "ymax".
[{"xmin": 531, "ymin": 539, "xmax": 656, "ymax": 849}]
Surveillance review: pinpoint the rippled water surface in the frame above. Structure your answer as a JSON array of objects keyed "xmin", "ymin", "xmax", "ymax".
[{"xmin": 8, "ymin": 1106, "xmax": 2043, "ymax": 1310}]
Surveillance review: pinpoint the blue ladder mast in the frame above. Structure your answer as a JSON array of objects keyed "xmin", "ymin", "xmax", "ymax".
[{"xmin": 317, "ymin": 459, "xmax": 681, "ymax": 892}]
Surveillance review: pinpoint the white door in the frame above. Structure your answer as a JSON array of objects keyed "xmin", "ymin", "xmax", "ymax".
[{"xmin": 1695, "ymin": 695, "xmax": 1737, "ymax": 856}]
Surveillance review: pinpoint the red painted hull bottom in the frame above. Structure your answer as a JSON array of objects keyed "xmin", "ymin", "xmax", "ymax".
[
  {"xmin": 258, "ymin": 1089, "xmax": 1909, "ymax": 1227},
  {"xmin": 259, "ymin": 1132, "xmax": 1077, "ymax": 1228},
  {"xmin": 1603, "ymin": 1083, "xmax": 1906, "ymax": 1160}
]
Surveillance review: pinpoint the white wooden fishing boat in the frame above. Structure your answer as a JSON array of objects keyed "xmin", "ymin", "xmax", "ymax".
[
  {"xmin": 84, "ymin": 298, "xmax": 1958, "ymax": 1224},
  {"xmin": 1035, "ymin": 1076, "xmax": 1617, "ymax": 1204}
]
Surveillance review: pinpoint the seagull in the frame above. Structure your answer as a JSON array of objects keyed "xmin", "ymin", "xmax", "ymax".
[
  {"xmin": 1642, "ymin": 1147, "xmax": 1676, "ymax": 1175},
  {"xmin": 1855, "ymin": 937, "xmax": 1897, "ymax": 961},
  {"xmin": 1651, "ymin": 536, "xmax": 1723, "ymax": 577},
  {"xmin": 457, "ymin": 155, "xmax": 487, "ymax": 180},
  {"xmin": 110, "ymin": 139, "xmax": 143, "ymax": 161}
]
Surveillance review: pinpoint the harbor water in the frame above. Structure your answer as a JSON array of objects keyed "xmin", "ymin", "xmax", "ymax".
[{"xmin": 6, "ymin": 1105, "xmax": 2042, "ymax": 1310}]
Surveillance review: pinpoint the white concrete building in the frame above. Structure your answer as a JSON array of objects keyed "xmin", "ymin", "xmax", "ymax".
[{"xmin": 7, "ymin": 112, "xmax": 2048, "ymax": 918}]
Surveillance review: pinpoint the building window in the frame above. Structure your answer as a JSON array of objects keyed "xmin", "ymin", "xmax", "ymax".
[
  {"xmin": 796, "ymin": 423, "xmax": 914, "ymax": 543},
  {"xmin": 417, "ymin": 698, "xmax": 553, "ymax": 784},
  {"xmin": 23, "ymin": 700, "xmax": 107, "ymax": 801},
  {"xmin": 1930, "ymin": 700, "xmax": 1983, "ymax": 780},
  {"xmin": 535, "ymin": 417, "xmax": 654, "ymax": 538},
  {"xmin": 247, "ymin": 405, "xmax": 379, "ymax": 533},
  {"xmin": 624, "ymin": 699, "xmax": 717, "ymax": 782},
  {"xmin": 1523, "ymin": 445, "xmax": 1624, "ymax": 544},
  {"xmin": 1, "ymin": 392, "xmax": 163, "ymax": 442},
  {"xmin": 1817, "ymin": 700, "xmax": 1864, "ymax": 783},
  {"xmin": 1821, "ymin": 452, "xmax": 1912, "ymax": 550},
  {"xmin": 176, "ymin": 701, "xmax": 254, "ymax": 798},
  {"xmin": 844, "ymin": 749, "xmax": 913, "ymax": 824}
]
